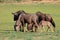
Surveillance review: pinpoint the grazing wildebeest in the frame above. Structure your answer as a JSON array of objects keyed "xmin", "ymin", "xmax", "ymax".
[
  {"xmin": 39, "ymin": 20, "xmax": 52, "ymax": 32},
  {"xmin": 36, "ymin": 11, "xmax": 56, "ymax": 32},
  {"xmin": 12, "ymin": 10, "xmax": 39, "ymax": 32},
  {"xmin": 12, "ymin": 10, "xmax": 26, "ymax": 31}
]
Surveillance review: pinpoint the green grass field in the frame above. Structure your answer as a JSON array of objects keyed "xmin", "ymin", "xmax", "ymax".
[{"xmin": 0, "ymin": 3, "xmax": 60, "ymax": 40}]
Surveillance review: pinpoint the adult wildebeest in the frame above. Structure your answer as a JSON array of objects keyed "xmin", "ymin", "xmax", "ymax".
[
  {"xmin": 12, "ymin": 10, "xmax": 39, "ymax": 32},
  {"xmin": 36, "ymin": 11, "xmax": 56, "ymax": 32},
  {"xmin": 12, "ymin": 10, "xmax": 26, "ymax": 31}
]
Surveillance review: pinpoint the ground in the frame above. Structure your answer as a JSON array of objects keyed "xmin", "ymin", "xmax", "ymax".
[{"xmin": 0, "ymin": 3, "xmax": 60, "ymax": 40}]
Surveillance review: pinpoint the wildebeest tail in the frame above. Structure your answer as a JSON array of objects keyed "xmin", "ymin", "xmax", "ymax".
[{"xmin": 50, "ymin": 18, "xmax": 56, "ymax": 28}]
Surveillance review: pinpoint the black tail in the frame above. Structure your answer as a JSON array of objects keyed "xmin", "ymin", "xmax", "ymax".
[{"xmin": 50, "ymin": 18, "xmax": 56, "ymax": 28}]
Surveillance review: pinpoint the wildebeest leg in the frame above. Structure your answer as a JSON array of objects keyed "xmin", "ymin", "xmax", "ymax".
[
  {"xmin": 34, "ymin": 23, "xmax": 38, "ymax": 32},
  {"xmin": 35, "ymin": 23, "xmax": 39, "ymax": 32},
  {"xmin": 35, "ymin": 26, "xmax": 38, "ymax": 32},
  {"xmin": 42, "ymin": 25, "xmax": 46, "ymax": 32},
  {"xmin": 33, "ymin": 22, "xmax": 39, "ymax": 32},
  {"xmin": 22, "ymin": 24, "xmax": 27, "ymax": 32},
  {"xmin": 13, "ymin": 24, "xmax": 16, "ymax": 31},
  {"xmin": 14, "ymin": 21, "xmax": 17, "ymax": 31},
  {"xmin": 27, "ymin": 24, "xmax": 30, "ymax": 32},
  {"xmin": 27, "ymin": 23, "xmax": 33, "ymax": 32},
  {"xmin": 38, "ymin": 24, "xmax": 43, "ymax": 32},
  {"xmin": 21, "ymin": 21, "xmax": 25, "ymax": 32},
  {"xmin": 46, "ymin": 25, "xmax": 50, "ymax": 32},
  {"xmin": 31, "ymin": 24, "xmax": 34, "ymax": 32},
  {"xmin": 39, "ymin": 23, "xmax": 43, "ymax": 32}
]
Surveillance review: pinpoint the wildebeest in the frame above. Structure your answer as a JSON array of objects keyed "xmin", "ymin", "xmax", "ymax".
[
  {"xmin": 36, "ymin": 11, "xmax": 56, "ymax": 32},
  {"xmin": 12, "ymin": 10, "xmax": 39, "ymax": 32},
  {"xmin": 39, "ymin": 20, "xmax": 52, "ymax": 32},
  {"xmin": 12, "ymin": 10, "xmax": 26, "ymax": 31}
]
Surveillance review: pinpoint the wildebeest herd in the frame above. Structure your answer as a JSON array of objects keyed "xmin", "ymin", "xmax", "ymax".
[{"xmin": 12, "ymin": 10, "xmax": 56, "ymax": 32}]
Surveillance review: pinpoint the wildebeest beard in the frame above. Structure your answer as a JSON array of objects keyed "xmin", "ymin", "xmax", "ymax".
[{"xmin": 14, "ymin": 15, "xmax": 19, "ymax": 21}]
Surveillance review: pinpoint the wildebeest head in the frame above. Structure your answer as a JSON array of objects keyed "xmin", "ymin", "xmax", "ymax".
[
  {"xmin": 12, "ymin": 10, "xmax": 26, "ymax": 21},
  {"xmin": 36, "ymin": 11, "xmax": 44, "ymax": 16},
  {"xmin": 36, "ymin": 11, "xmax": 46, "ymax": 22}
]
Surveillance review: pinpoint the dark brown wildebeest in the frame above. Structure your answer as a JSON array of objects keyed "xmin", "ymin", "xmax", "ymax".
[
  {"xmin": 36, "ymin": 11, "xmax": 56, "ymax": 32},
  {"xmin": 12, "ymin": 10, "xmax": 26, "ymax": 31},
  {"xmin": 12, "ymin": 10, "xmax": 39, "ymax": 32}
]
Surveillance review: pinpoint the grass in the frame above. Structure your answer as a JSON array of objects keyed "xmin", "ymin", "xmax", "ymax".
[
  {"xmin": 0, "ymin": 31, "xmax": 60, "ymax": 40},
  {"xmin": 0, "ymin": 3, "xmax": 60, "ymax": 40}
]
